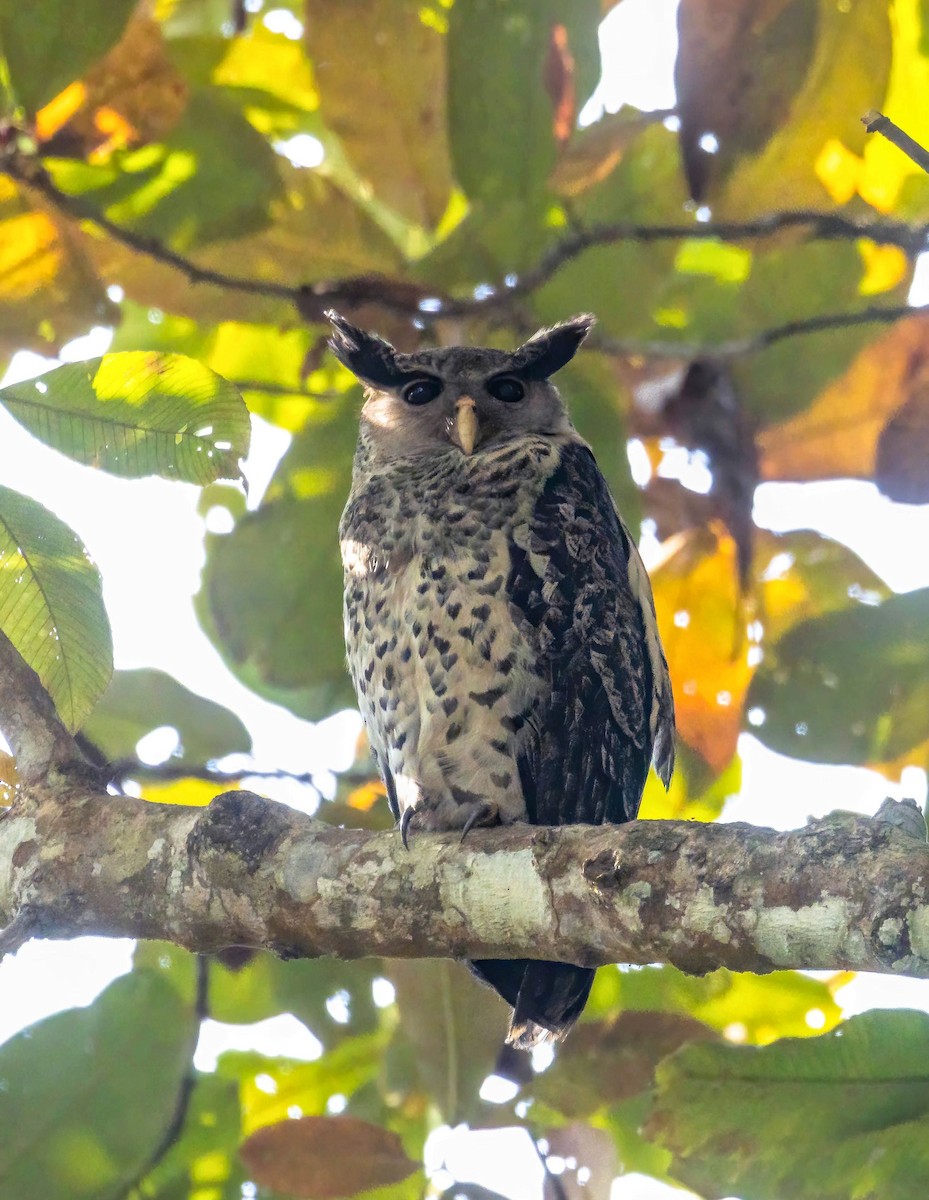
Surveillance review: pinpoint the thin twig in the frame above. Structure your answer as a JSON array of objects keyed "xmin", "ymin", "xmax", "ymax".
[
  {"xmin": 228, "ymin": 378, "xmax": 345, "ymax": 400},
  {"xmin": 863, "ymin": 110, "xmax": 929, "ymax": 175},
  {"xmin": 124, "ymin": 957, "xmax": 210, "ymax": 1198},
  {"xmin": 590, "ymin": 301, "xmax": 925, "ymax": 362}
]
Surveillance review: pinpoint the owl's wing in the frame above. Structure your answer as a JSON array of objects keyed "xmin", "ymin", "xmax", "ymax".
[{"xmin": 509, "ymin": 440, "xmax": 674, "ymax": 826}]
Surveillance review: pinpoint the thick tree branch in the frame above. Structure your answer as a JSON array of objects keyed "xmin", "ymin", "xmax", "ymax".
[
  {"xmin": 1, "ymin": 780, "xmax": 928, "ymax": 980},
  {"xmin": 0, "ymin": 630, "xmax": 82, "ymax": 785}
]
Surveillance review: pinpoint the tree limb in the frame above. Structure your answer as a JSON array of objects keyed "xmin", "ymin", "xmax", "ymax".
[
  {"xmin": 1, "ymin": 778, "xmax": 928, "ymax": 980},
  {"xmin": 3, "ymin": 147, "xmax": 926, "ymax": 361},
  {"xmin": 0, "ymin": 629, "xmax": 82, "ymax": 786}
]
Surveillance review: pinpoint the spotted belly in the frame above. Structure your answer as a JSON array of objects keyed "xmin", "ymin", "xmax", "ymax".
[{"xmin": 344, "ymin": 536, "xmax": 541, "ymax": 832}]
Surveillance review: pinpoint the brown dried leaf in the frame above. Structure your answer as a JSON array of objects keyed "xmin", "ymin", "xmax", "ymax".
[
  {"xmin": 675, "ymin": 0, "xmax": 816, "ymax": 200},
  {"xmin": 758, "ymin": 314, "xmax": 929, "ymax": 501},
  {"xmin": 550, "ymin": 108, "xmax": 664, "ymax": 197},
  {"xmin": 533, "ymin": 1012, "xmax": 715, "ymax": 1118},
  {"xmin": 544, "ymin": 23, "xmax": 576, "ymax": 146},
  {"xmin": 240, "ymin": 1115, "xmax": 418, "ymax": 1199},
  {"xmin": 36, "ymin": 16, "xmax": 188, "ymax": 158}
]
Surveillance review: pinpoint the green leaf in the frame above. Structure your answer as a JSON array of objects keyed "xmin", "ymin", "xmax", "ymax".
[
  {"xmin": 134, "ymin": 941, "xmax": 381, "ymax": 1047},
  {"xmin": 0, "ymin": 969, "xmax": 196, "ymax": 1200},
  {"xmin": 448, "ymin": 0, "xmax": 600, "ymax": 205},
  {"xmin": 585, "ymin": 964, "xmax": 843, "ymax": 1046},
  {"xmin": 219, "ymin": 1033, "xmax": 388, "ymax": 1130},
  {"xmin": 385, "ymin": 960, "xmax": 510, "ymax": 1125},
  {"xmin": 729, "ymin": 241, "xmax": 912, "ymax": 423},
  {"xmin": 305, "ymin": 0, "xmax": 453, "ymax": 229},
  {"xmin": 748, "ymin": 586, "xmax": 929, "ymax": 767},
  {"xmin": 0, "ymin": 352, "xmax": 251, "ymax": 484},
  {"xmin": 211, "ymin": 953, "xmax": 381, "ymax": 1045},
  {"xmin": 648, "ymin": 1009, "xmax": 929, "ymax": 1200},
  {"xmin": 47, "ymin": 87, "xmax": 283, "ymax": 250},
  {"xmin": 713, "ymin": 0, "xmax": 893, "ymax": 217},
  {"xmin": 133, "ymin": 1071, "xmax": 245, "ymax": 1200},
  {"xmin": 533, "ymin": 125, "xmax": 688, "ymax": 338},
  {"xmin": 81, "ymin": 668, "xmax": 251, "ymax": 764},
  {"xmin": 196, "ymin": 395, "xmax": 358, "ymax": 719},
  {"xmin": 0, "ymin": 0, "xmax": 136, "ymax": 115},
  {"xmin": 0, "ymin": 484, "xmax": 112, "ymax": 729}
]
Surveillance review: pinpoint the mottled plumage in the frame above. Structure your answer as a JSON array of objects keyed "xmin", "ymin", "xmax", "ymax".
[{"xmin": 331, "ymin": 311, "xmax": 674, "ymax": 1047}]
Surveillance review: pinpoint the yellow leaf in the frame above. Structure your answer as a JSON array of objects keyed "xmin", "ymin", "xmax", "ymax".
[
  {"xmin": 651, "ymin": 526, "xmax": 753, "ymax": 773},
  {"xmin": 35, "ymin": 82, "xmax": 88, "ymax": 142},
  {"xmin": 346, "ymin": 781, "xmax": 386, "ymax": 811},
  {"xmin": 813, "ymin": 137, "xmax": 862, "ymax": 205},
  {"xmin": 858, "ymin": 242, "xmax": 909, "ymax": 296},
  {"xmin": 0, "ymin": 176, "xmax": 115, "ymax": 355},
  {"xmin": 141, "ymin": 777, "xmax": 233, "ymax": 807},
  {"xmin": 859, "ymin": 0, "xmax": 929, "ymax": 214}
]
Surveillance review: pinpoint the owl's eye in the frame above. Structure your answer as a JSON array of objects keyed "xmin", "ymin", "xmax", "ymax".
[
  {"xmin": 487, "ymin": 376, "xmax": 525, "ymax": 403},
  {"xmin": 402, "ymin": 378, "xmax": 442, "ymax": 406}
]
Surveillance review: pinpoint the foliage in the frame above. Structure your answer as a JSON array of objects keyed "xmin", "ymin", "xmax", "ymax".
[{"xmin": 2, "ymin": 0, "xmax": 929, "ymax": 1197}]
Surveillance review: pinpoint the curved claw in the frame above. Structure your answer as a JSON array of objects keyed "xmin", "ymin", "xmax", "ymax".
[
  {"xmin": 460, "ymin": 800, "xmax": 499, "ymax": 844},
  {"xmin": 399, "ymin": 806, "xmax": 415, "ymax": 851}
]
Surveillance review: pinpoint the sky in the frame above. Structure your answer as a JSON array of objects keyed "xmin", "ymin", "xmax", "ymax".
[{"xmin": 2, "ymin": 2, "xmax": 929, "ymax": 1197}]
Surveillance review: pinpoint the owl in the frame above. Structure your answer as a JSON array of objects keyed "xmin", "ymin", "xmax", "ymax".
[{"xmin": 330, "ymin": 311, "xmax": 675, "ymax": 1048}]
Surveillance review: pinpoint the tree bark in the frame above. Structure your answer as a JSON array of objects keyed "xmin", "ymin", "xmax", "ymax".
[
  {"xmin": 2, "ymin": 631, "xmax": 929, "ymax": 978},
  {"xmin": 1, "ymin": 782, "xmax": 929, "ymax": 978}
]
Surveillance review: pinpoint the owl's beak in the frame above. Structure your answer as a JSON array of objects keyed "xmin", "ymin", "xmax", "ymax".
[{"xmin": 453, "ymin": 395, "xmax": 479, "ymax": 456}]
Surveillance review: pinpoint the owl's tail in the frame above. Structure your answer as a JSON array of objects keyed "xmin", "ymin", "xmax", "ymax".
[{"xmin": 468, "ymin": 959, "xmax": 595, "ymax": 1049}]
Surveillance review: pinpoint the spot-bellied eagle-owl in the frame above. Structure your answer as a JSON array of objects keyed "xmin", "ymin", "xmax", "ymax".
[{"xmin": 331, "ymin": 311, "xmax": 675, "ymax": 1048}]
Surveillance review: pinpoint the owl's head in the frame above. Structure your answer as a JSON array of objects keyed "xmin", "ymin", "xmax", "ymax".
[{"xmin": 326, "ymin": 311, "xmax": 594, "ymax": 462}]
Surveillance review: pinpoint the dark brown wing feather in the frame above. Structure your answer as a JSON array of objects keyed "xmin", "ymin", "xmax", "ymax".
[
  {"xmin": 508, "ymin": 439, "xmax": 655, "ymax": 827},
  {"xmin": 470, "ymin": 440, "xmax": 669, "ymax": 1047}
]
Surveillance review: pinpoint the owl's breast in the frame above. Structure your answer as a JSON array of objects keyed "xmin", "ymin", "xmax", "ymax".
[{"xmin": 339, "ymin": 441, "xmax": 559, "ymax": 827}]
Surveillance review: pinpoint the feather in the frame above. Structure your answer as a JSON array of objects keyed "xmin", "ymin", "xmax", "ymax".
[{"xmin": 508, "ymin": 440, "xmax": 672, "ymax": 827}]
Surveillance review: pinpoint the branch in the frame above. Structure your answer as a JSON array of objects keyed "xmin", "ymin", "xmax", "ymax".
[
  {"xmin": 591, "ymin": 302, "xmax": 925, "ymax": 362},
  {"xmin": 2, "ymin": 780, "xmax": 929, "ymax": 980},
  {"xmin": 0, "ymin": 629, "xmax": 82, "ymax": 785},
  {"xmin": 4, "ymin": 147, "xmax": 927, "ymax": 360},
  {"xmin": 863, "ymin": 110, "xmax": 929, "ymax": 176}
]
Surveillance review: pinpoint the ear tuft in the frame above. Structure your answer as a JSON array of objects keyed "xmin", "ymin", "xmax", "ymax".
[
  {"xmin": 511, "ymin": 314, "xmax": 596, "ymax": 381},
  {"xmin": 325, "ymin": 310, "xmax": 407, "ymax": 388}
]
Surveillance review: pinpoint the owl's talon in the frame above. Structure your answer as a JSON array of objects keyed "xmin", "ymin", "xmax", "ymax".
[
  {"xmin": 399, "ymin": 807, "xmax": 415, "ymax": 851},
  {"xmin": 460, "ymin": 800, "xmax": 500, "ymax": 843}
]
